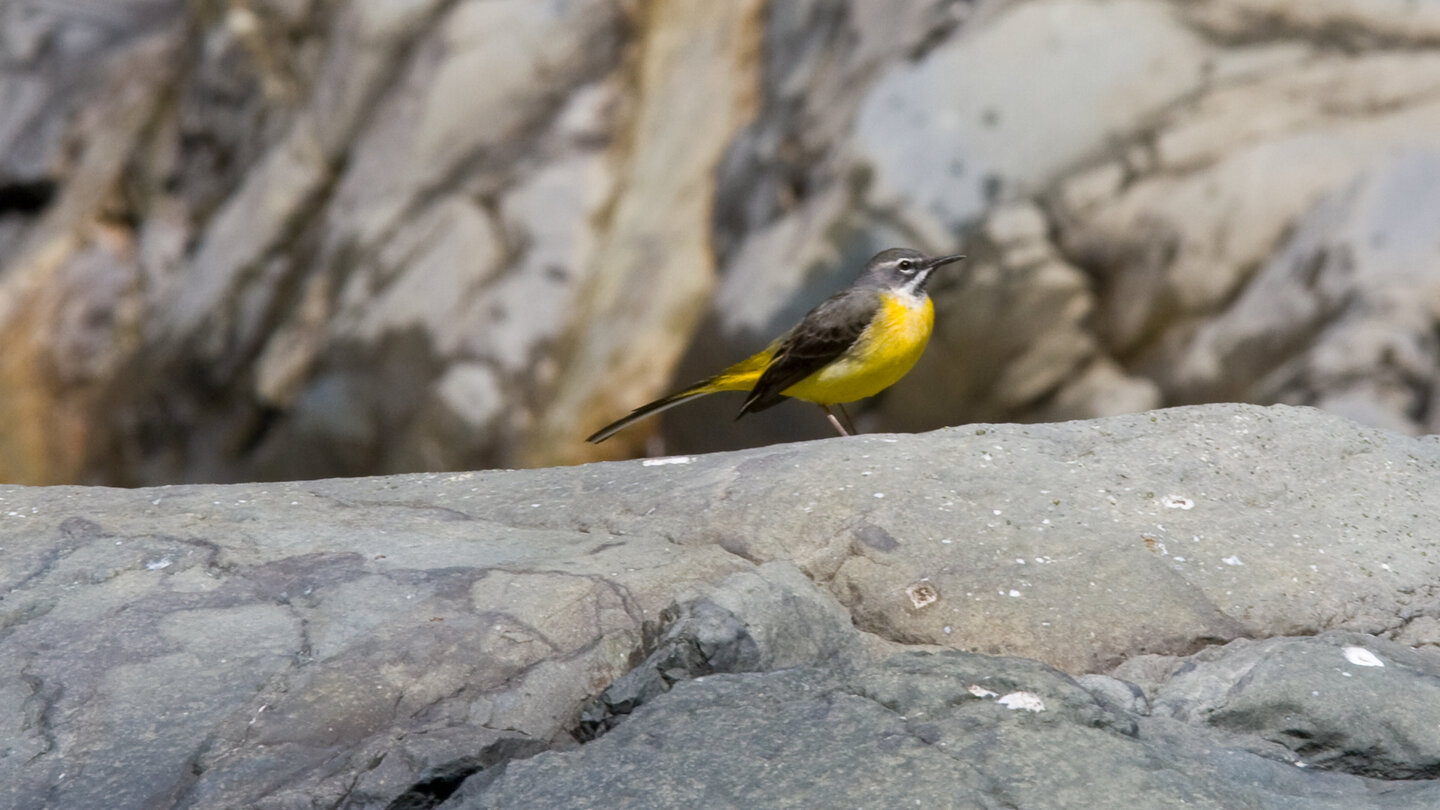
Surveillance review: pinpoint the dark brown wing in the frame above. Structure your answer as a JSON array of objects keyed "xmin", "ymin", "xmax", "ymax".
[{"xmin": 739, "ymin": 288, "xmax": 880, "ymax": 415}]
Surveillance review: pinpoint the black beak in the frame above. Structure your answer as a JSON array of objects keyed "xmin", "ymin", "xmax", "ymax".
[{"xmin": 924, "ymin": 253, "xmax": 966, "ymax": 270}]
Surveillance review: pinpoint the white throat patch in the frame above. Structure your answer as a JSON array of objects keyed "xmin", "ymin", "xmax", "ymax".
[{"xmin": 897, "ymin": 268, "xmax": 933, "ymax": 302}]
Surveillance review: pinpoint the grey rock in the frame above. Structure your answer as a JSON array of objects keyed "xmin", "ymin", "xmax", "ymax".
[
  {"xmin": 464, "ymin": 664, "xmax": 999, "ymax": 810},
  {"xmin": 1391, "ymin": 616, "xmax": 1440, "ymax": 649},
  {"xmin": 4, "ymin": 403, "xmax": 1440, "ymax": 808},
  {"xmin": 1077, "ymin": 673, "xmax": 1150, "ymax": 716},
  {"xmin": 1154, "ymin": 633, "xmax": 1440, "ymax": 779},
  {"xmin": 577, "ymin": 561, "xmax": 868, "ymax": 738},
  {"xmin": 1053, "ymin": 46, "xmax": 1440, "ymax": 438},
  {"xmin": 1109, "ymin": 652, "xmax": 1186, "ymax": 699},
  {"xmin": 1171, "ymin": 150, "xmax": 1440, "ymax": 435},
  {"xmin": 852, "ymin": 0, "xmax": 1210, "ymax": 230},
  {"xmin": 14, "ymin": 0, "xmax": 1440, "ymax": 482},
  {"xmin": 0, "ymin": 476, "xmax": 754, "ymax": 808},
  {"xmin": 1182, "ymin": 0, "xmax": 1440, "ymax": 46},
  {"xmin": 460, "ymin": 650, "xmax": 1440, "ymax": 810},
  {"xmin": 0, "ymin": 0, "xmax": 181, "ymax": 181}
]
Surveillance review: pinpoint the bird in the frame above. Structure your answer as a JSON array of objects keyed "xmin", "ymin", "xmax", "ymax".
[{"xmin": 586, "ymin": 248, "xmax": 966, "ymax": 444}]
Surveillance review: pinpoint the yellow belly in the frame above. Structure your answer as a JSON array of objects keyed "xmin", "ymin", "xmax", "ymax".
[{"xmin": 782, "ymin": 292, "xmax": 934, "ymax": 404}]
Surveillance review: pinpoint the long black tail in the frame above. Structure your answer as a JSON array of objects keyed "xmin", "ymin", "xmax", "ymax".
[{"xmin": 586, "ymin": 387, "xmax": 714, "ymax": 443}]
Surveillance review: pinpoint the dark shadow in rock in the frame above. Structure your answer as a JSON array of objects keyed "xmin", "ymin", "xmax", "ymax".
[{"xmin": 384, "ymin": 738, "xmax": 548, "ymax": 810}]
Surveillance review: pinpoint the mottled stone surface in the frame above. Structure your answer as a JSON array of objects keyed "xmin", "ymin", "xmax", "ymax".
[
  {"xmin": 5, "ymin": 404, "xmax": 1440, "ymax": 807},
  {"xmin": 1171, "ymin": 151, "xmax": 1440, "ymax": 433},
  {"xmin": 464, "ymin": 644, "xmax": 1440, "ymax": 810}
]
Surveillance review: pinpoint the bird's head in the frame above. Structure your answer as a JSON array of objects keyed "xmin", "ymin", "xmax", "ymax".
[{"xmin": 861, "ymin": 248, "xmax": 966, "ymax": 298}]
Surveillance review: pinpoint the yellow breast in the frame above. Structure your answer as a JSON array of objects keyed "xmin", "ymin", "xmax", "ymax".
[{"xmin": 783, "ymin": 291, "xmax": 935, "ymax": 405}]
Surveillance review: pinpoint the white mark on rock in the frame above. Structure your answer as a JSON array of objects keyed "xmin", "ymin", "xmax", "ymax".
[
  {"xmin": 1222, "ymin": 555, "xmax": 1244, "ymax": 566},
  {"xmin": 1008, "ymin": 589, "xmax": 1022, "ymax": 598},
  {"xmin": 1343, "ymin": 647, "xmax": 1384, "ymax": 668},
  {"xmin": 967, "ymin": 684, "xmax": 998, "ymax": 698},
  {"xmin": 906, "ymin": 581, "xmax": 939, "ymax": 609},
  {"xmin": 146, "ymin": 558, "xmax": 173, "ymax": 571},
  {"xmin": 641, "ymin": 456, "xmax": 693, "ymax": 466},
  {"xmin": 998, "ymin": 691, "xmax": 1045, "ymax": 712}
]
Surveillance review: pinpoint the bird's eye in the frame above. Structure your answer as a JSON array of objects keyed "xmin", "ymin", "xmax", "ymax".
[{"xmin": 897, "ymin": 259, "xmax": 914, "ymax": 272}]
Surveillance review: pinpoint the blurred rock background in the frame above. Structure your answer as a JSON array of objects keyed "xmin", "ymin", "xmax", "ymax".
[{"xmin": 2, "ymin": 0, "xmax": 1439, "ymax": 484}]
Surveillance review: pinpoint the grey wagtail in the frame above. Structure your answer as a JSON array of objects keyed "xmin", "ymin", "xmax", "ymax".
[{"xmin": 586, "ymin": 248, "xmax": 965, "ymax": 443}]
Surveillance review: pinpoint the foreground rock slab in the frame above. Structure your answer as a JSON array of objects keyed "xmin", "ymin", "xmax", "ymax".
[
  {"xmin": 3, "ymin": 403, "xmax": 1440, "ymax": 808},
  {"xmin": 468, "ymin": 638, "xmax": 1440, "ymax": 810}
]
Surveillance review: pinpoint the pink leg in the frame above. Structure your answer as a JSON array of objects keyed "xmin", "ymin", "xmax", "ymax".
[{"xmin": 821, "ymin": 405, "xmax": 851, "ymax": 437}]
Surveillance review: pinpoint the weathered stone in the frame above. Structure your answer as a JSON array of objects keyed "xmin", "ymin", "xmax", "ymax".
[
  {"xmin": 462, "ymin": 647, "xmax": 1440, "ymax": 810},
  {"xmin": 1169, "ymin": 150, "xmax": 1440, "ymax": 434},
  {"xmin": 1153, "ymin": 633, "xmax": 1440, "ymax": 779},
  {"xmin": 525, "ymin": 0, "xmax": 768, "ymax": 466},
  {"xmin": 0, "ymin": 474, "xmax": 752, "ymax": 807},
  {"xmin": 578, "ymin": 561, "xmax": 868, "ymax": 737},
  {"xmin": 11, "ymin": 0, "xmax": 1440, "ymax": 500},
  {"xmin": 1392, "ymin": 616, "xmax": 1440, "ymax": 649},
  {"xmin": 1077, "ymin": 673, "xmax": 1151, "ymax": 717},
  {"xmin": 0, "ymin": 29, "xmax": 176, "ymax": 485},
  {"xmin": 1032, "ymin": 357, "xmax": 1163, "ymax": 422},
  {"xmin": 853, "ymin": 0, "xmax": 1211, "ymax": 230},
  {"xmin": 3, "ymin": 404, "xmax": 1440, "ymax": 807},
  {"xmin": 1181, "ymin": 0, "xmax": 1440, "ymax": 46},
  {"xmin": 1059, "ymin": 56, "xmax": 1440, "ymax": 359}
]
